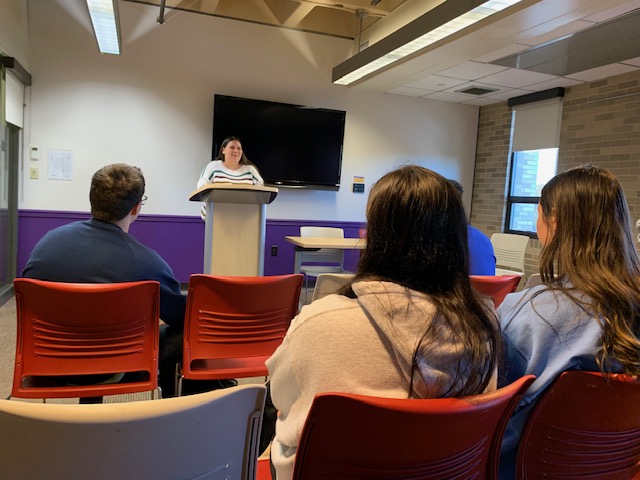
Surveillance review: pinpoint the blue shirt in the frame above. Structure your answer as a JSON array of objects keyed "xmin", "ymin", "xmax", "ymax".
[
  {"xmin": 497, "ymin": 284, "xmax": 604, "ymax": 479},
  {"xmin": 467, "ymin": 225, "xmax": 496, "ymax": 275},
  {"xmin": 22, "ymin": 218, "xmax": 186, "ymax": 328}
]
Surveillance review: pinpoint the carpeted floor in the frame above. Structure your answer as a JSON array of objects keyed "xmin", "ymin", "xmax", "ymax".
[{"xmin": 0, "ymin": 296, "xmax": 16, "ymax": 401}]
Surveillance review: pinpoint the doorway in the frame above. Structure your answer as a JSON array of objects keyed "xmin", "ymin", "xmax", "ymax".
[{"xmin": 0, "ymin": 121, "xmax": 19, "ymax": 304}]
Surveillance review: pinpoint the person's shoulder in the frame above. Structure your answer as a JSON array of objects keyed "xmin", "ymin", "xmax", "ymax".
[
  {"xmin": 467, "ymin": 225, "xmax": 492, "ymax": 243},
  {"xmin": 287, "ymin": 294, "xmax": 359, "ymax": 333},
  {"xmin": 39, "ymin": 219, "xmax": 88, "ymax": 238},
  {"xmin": 122, "ymin": 233, "xmax": 162, "ymax": 258},
  {"xmin": 500, "ymin": 284, "xmax": 547, "ymax": 310},
  {"xmin": 201, "ymin": 159, "xmax": 223, "ymax": 171},
  {"xmin": 498, "ymin": 284, "xmax": 581, "ymax": 326}
]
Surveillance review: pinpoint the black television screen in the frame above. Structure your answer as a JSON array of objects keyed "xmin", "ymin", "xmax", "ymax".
[{"xmin": 212, "ymin": 95, "xmax": 346, "ymax": 190}]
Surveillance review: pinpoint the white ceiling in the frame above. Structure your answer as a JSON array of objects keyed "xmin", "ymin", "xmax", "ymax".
[
  {"xmin": 359, "ymin": 0, "xmax": 640, "ymax": 105},
  {"xmin": 124, "ymin": 0, "xmax": 640, "ymax": 105}
]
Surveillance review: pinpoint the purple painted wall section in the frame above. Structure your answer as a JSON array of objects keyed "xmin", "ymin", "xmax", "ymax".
[
  {"xmin": 18, "ymin": 210, "xmax": 91, "ymax": 278},
  {"xmin": 17, "ymin": 210, "xmax": 205, "ymax": 282},
  {"xmin": 18, "ymin": 210, "xmax": 365, "ymax": 282},
  {"xmin": 264, "ymin": 219, "xmax": 364, "ymax": 275},
  {"xmin": 130, "ymin": 215, "xmax": 205, "ymax": 281}
]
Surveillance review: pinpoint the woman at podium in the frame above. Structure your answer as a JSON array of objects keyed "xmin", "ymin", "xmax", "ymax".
[
  {"xmin": 198, "ymin": 136, "xmax": 263, "ymax": 187},
  {"xmin": 197, "ymin": 136, "xmax": 264, "ymax": 219}
]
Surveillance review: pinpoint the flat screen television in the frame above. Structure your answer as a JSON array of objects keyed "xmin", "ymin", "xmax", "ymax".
[{"xmin": 212, "ymin": 95, "xmax": 346, "ymax": 190}]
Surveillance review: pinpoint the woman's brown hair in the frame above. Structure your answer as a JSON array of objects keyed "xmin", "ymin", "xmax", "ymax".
[
  {"xmin": 342, "ymin": 165, "xmax": 501, "ymax": 397},
  {"xmin": 215, "ymin": 136, "xmax": 253, "ymax": 166},
  {"xmin": 539, "ymin": 164, "xmax": 640, "ymax": 374}
]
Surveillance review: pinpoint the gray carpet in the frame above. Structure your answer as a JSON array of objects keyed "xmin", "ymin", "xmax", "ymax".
[{"xmin": 0, "ymin": 296, "xmax": 16, "ymax": 401}]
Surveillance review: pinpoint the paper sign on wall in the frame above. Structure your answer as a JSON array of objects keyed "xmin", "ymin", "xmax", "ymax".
[{"xmin": 48, "ymin": 150, "xmax": 73, "ymax": 181}]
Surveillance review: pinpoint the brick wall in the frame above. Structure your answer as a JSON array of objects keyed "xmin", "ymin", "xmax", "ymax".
[{"xmin": 471, "ymin": 69, "xmax": 640, "ymax": 278}]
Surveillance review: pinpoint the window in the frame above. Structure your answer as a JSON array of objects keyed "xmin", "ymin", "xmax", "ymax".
[
  {"xmin": 505, "ymin": 90, "xmax": 564, "ymax": 236},
  {"xmin": 506, "ymin": 148, "xmax": 558, "ymax": 235}
]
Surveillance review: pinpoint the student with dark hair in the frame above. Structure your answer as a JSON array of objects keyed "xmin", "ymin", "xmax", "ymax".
[
  {"xmin": 267, "ymin": 165, "xmax": 502, "ymax": 480},
  {"xmin": 498, "ymin": 165, "xmax": 640, "ymax": 478},
  {"xmin": 198, "ymin": 136, "xmax": 263, "ymax": 186},
  {"xmin": 23, "ymin": 163, "xmax": 185, "ymax": 398},
  {"xmin": 449, "ymin": 179, "xmax": 496, "ymax": 275}
]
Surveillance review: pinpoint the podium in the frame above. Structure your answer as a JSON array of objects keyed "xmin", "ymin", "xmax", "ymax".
[{"xmin": 189, "ymin": 183, "xmax": 278, "ymax": 276}]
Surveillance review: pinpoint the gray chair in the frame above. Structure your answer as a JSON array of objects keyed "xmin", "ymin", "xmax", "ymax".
[
  {"xmin": 490, "ymin": 233, "xmax": 529, "ymax": 282},
  {"xmin": 0, "ymin": 384, "xmax": 266, "ymax": 480},
  {"xmin": 311, "ymin": 273, "xmax": 355, "ymax": 302},
  {"xmin": 298, "ymin": 227, "xmax": 348, "ymax": 300}
]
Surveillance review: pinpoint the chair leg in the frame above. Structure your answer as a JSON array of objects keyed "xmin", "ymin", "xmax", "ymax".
[{"xmin": 175, "ymin": 363, "xmax": 183, "ymax": 397}]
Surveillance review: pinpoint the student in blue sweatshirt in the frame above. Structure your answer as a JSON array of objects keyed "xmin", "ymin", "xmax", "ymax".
[{"xmin": 498, "ymin": 164, "xmax": 640, "ymax": 478}]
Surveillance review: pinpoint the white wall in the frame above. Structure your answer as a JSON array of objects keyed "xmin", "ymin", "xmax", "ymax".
[{"xmin": 20, "ymin": 0, "xmax": 479, "ymax": 222}]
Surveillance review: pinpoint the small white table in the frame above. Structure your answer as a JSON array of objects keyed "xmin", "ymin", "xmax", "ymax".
[{"xmin": 284, "ymin": 236, "xmax": 366, "ymax": 273}]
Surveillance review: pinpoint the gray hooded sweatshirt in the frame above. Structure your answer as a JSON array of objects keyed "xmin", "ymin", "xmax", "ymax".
[{"xmin": 266, "ymin": 280, "xmax": 497, "ymax": 480}]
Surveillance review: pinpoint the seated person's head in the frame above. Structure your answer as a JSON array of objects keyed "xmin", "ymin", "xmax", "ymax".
[
  {"xmin": 537, "ymin": 164, "xmax": 637, "ymax": 278},
  {"xmin": 449, "ymin": 179, "xmax": 464, "ymax": 196},
  {"xmin": 90, "ymin": 164, "xmax": 145, "ymax": 222},
  {"xmin": 351, "ymin": 165, "xmax": 498, "ymax": 397},
  {"xmin": 360, "ymin": 165, "xmax": 469, "ymax": 293}
]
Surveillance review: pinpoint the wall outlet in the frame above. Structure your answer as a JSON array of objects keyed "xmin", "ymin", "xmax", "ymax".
[
  {"xmin": 271, "ymin": 245, "xmax": 278, "ymax": 256},
  {"xmin": 30, "ymin": 167, "xmax": 39, "ymax": 179}
]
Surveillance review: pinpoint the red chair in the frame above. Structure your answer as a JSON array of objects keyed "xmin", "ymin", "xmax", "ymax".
[
  {"xmin": 470, "ymin": 274, "xmax": 521, "ymax": 307},
  {"xmin": 516, "ymin": 371, "xmax": 640, "ymax": 480},
  {"xmin": 11, "ymin": 278, "xmax": 160, "ymax": 400},
  {"xmin": 261, "ymin": 375, "xmax": 534, "ymax": 480},
  {"xmin": 177, "ymin": 274, "xmax": 303, "ymax": 396}
]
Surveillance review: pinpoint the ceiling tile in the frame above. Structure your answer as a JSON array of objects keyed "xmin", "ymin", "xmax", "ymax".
[
  {"xmin": 486, "ymin": 88, "xmax": 533, "ymax": 101},
  {"xmin": 472, "ymin": 44, "xmax": 533, "ymax": 63},
  {"xmin": 583, "ymin": 0, "xmax": 640, "ymax": 23},
  {"xmin": 463, "ymin": 97, "xmax": 502, "ymax": 106},
  {"xmin": 566, "ymin": 62, "xmax": 639, "ymax": 82},
  {"xmin": 443, "ymin": 81, "xmax": 502, "ymax": 95},
  {"xmin": 406, "ymin": 75, "xmax": 467, "ymax": 91},
  {"xmin": 522, "ymin": 19, "xmax": 595, "ymax": 46},
  {"xmin": 524, "ymin": 77, "xmax": 583, "ymax": 91},
  {"xmin": 385, "ymin": 86, "xmax": 434, "ymax": 97},
  {"xmin": 423, "ymin": 91, "xmax": 476, "ymax": 103},
  {"xmin": 480, "ymin": 68, "xmax": 559, "ymax": 88},
  {"xmin": 434, "ymin": 61, "xmax": 509, "ymax": 81}
]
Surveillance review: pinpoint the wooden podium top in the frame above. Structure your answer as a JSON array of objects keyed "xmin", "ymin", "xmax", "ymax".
[{"xmin": 189, "ymin": 183, "xmax": 279, "ymax": 205}]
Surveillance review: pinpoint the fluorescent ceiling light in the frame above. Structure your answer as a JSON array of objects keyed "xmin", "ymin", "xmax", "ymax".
[
  {"xmin": 333, "ymin": 0, "xmax": 525, "ymax": 85},
  {"xmin": 86, "ymin": 0, "xmax": 121, "ymax": 55}
]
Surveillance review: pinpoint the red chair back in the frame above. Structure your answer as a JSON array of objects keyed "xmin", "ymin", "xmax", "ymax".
[
  {"xmin": 12, "ymin": 278, "xmax": 160, "ymax": 399},
  {"xmin": 292, "ymin": 375, "xmax": 535, "ymax": 480},
  {"xmin": 180, "ymin": 274, "xmax": 303, "ymax": 387},
  {"xmin": 516, "ymin": 371, "xmax": 640, "ymax": 480},
  {"xmin": 470, "ymin": 275, "xmax": 521, "ymax": 307}
]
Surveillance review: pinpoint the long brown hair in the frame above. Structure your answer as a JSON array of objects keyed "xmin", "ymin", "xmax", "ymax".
[
  {"xmin": 215, "ymin": 136, "xmax": 252, "ymax": 166},
  {"xmin": 539, "ymin": 164, "xmax": 640, "ymax": 374},
  {"xmin": 343, "ymin": 165, "xmax": 501, "ymax": 397}
]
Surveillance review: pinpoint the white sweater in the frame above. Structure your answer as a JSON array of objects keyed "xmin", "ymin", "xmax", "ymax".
[{"xmin": 196, "ymin": 160, "xmax": 264, "ymax": 219}]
